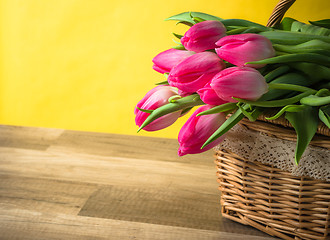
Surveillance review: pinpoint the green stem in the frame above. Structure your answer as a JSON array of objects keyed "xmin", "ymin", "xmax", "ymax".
[
  {"xmin": 234, "ymin": 90, "xmax": 315, "ymax": 108},
  {"xmin": 300, "ymin": 95, "xmax": 330, "ymax": 106},
  {"xmin": 268, "ymin": 83, "xmax": 317, "ymax": 93},
  {"xmin": 265, "ymin": 105, "xmax": 307, "ymax": 120},
  {"xmin": 316, "ymin": 89, "xmax": 330, "ymax": 97},
  {"xmin": 264, "ymin": 65, "xmax": 290, "ymax": 83},
  {"xmin": 226, "ymin": 27, "xmax": 250, "ymax": 35},
  {"xmin": 246, "ymin": 53, "xmax": 330, "ymax": 67}
]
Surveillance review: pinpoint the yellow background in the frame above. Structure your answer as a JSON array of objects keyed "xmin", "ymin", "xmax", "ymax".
[{"xmin": 1, "ymin": 0, "xmax": 329, "ymax": 138}]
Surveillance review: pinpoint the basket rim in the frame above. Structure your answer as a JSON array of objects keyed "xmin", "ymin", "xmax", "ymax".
[
  {"xmin": 238, "ymin": 116, "xmax": 330, "ymax": 149},
  {"xmin": 256, "ymin": 110, "xmax": 330, "ymax": 137}
]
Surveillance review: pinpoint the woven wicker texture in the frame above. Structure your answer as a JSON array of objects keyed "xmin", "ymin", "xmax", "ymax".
[
  {"xmin": 266, "ymin": 0, "xmax": 296, "ymax": 27},
  {"xmin": 215, "ymin": 150, "xmax": 330, "ymax": 240}
]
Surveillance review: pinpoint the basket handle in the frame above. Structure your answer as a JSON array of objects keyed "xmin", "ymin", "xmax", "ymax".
[{"xmin": 266, "ymin": 0, "xmax": 296, "ymax": 27}]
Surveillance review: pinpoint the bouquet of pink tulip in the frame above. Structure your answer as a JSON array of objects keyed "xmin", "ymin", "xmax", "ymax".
[{"xmin": 134, "ymin": 12, "xmax": 330, "ymax": 164}]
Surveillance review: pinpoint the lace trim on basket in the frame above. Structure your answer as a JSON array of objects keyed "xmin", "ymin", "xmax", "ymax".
[{"xmin": 215, "ymin": 124, "xmax": 330, "ymax": 181}]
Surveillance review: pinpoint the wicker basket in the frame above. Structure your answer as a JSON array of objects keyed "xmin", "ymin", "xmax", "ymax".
[
  {"xmin": 215, "ymin": 1, "xmax": 330, "ymax": 239},
  {"xmin": 215, "ymin": 120, "xmax": 330, "ymax": 240}
]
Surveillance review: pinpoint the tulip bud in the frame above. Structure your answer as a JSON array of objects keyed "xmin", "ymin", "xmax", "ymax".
[
  {"xmin": 181, "ymin": 20, "xmax": 226, "ymax": 52},
  {"xmin": 135, "ymin": 86, "xmax": 182, "ymax": 131},
  {"xmin": 210, "ymin": 67, "xmax": 268, "ymax": 102},
  {"xmin": 197, "ymin": 83, "xmax": 228, "ymax": 105},
  {"xmin": 215, "ymin": 33, "xmax": 275, "ymax": 68},
  {"xmin": 168, "ymin": 52, "xmax": 226, "ymax": 93},
  {"xmin": 178, "ymin": 105, "xmax": 227, "ymax": 156},
  {"xmin": 152, "ymin": 49, "xmax": 195, "ymax": 74}
]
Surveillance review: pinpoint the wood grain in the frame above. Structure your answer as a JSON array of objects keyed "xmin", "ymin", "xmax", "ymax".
[
  {"xmin": 0, "ymin": 174, "xmax": 97, "ymax": 215},
  {"xmin": 0, "ymin": 124, "xmax": 279, "ymax": 239},
  {"xmin": 79, "ymin": 185, "xmax": 223, "ymax": 230},
  {"xmin": 0, "ymin": 208, "xmax": 276, "ymax": 240}
]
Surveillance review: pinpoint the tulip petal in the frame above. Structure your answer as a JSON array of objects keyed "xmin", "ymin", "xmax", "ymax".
[
  {"xmin": 210, "ymin": 67, "xmax": 268, "ymax": 102},
  {"xmin": 168, "ymin": 52, "xmax": 225, "ymax": 93},
  {"xmin": 181, "ymin": 20, "xmax": 226, "ymax": 52},
  {"xmin": 178, "ymin": 105, "xmax": 227, "ymax": 156},
  {"xmin": 134, "ymin": 86, "xmax": 182, "ymax": 131},
  {"xmin": 215, "ymin": 33, "xmax": 275, "ymax": 68}
]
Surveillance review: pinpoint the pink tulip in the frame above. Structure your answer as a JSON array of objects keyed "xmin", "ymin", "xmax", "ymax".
[
  {"xmin": 178, "ymin": 105, "xmax": 227, "ymax": 156},
  {"xmin": 181, "ymin": 20, "xmax": 226, "ymax": 52},
  {"xmin": 210, "ymin": 67, "xmax": 268, "ymax": 102},
  {"xmin": 168, "ymin": 52, "xmax": 225, "ymax": 93},
  {"xmin": 135, "ymin": 85, "xmax": 181, "ymax": 131},
  {"xmin": 197, "ymin": 83, "xmax": 228, "ymax": 105},
  {"xmin": 152, "ymin": 49, "xmax": 195, "ymax": 74},
  {"xmin": 178, "ymin": 89, "xmax": 191, "ymax": 97},
  {"xmin": 215, "ymin": 33, "xmax": 275, "ymax": 68}
]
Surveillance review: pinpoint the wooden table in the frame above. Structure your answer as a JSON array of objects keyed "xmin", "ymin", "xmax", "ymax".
[{"xmin": 0, "ymin": 125, "xmax": 278, "ymax": 239}]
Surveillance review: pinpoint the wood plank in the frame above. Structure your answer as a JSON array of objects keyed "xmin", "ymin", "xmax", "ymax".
[
  {"xmin": 79, "ymin": 185, "xmax": 223, "ymax": 229},
  {"xmin": 50, "ymin": 130, "xmax": 213, "ymax": 165},
  {"xmin": 0, "ymin": 124, "xmax": 63, "ymax": 150},
  {"xmin": 0, "ymin": 208, "xmax": 279, "ymax": 240},
  {"xmin": 0, "ymin": 174, "xmax": 97, "ymax": 215},
  {"xmin": 0, "ymin": 146, "xmax": 218, "ymax": 190},
  {"xmin": 78, "ymin": 185, "xmax": 271, "ymax": 236}
]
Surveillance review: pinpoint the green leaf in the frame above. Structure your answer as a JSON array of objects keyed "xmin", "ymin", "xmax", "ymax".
[
  {"xmin": 172, "ymin": 44, "xmax": 185, "ymax": 50},
  {"xmin": 136, "ymin": 107, "xmax": 154, "ymax": 114},
  {"xmin": 319, "ymin": 105, "xmax": 330, "ymax": 128},
  {"xmin": 220, "ymin": 19, "xmax": 269, "ymax": 31},
  {"xmin": 237, "ymin": 104, "xmax": 258, "ymax": 121},
  {"xmin": 259, "ymin": 30, "xmax": 330, "ymax": 45},
  {"xmin": 201, "ymin": 109, "xmax": 244, "ymax": 149},
  {"xmin": 226, "ymin": 26, "xmax": 263, "ymax": 35},
  {"xmin": 155, "ymin": 80, "xmax": 169, "ymax": 85},
  {"xmin": 273, "ymin": 40, "xmax": 330, "ymax": 52},
  {"xmin": 165, "ymin": 12, "xmax": 222, "ymax": 24},
  {"xmin": 264, "ymin": 65, "xmax": 290, "ymax": 83},
  {"xmin": 137, "ymin": 94, "xmax": 204, "ymax": 132},
  {"xmin": 300, "ymin": 23, "xmax": 330, "ymax": 36},
  {"xmin": 279, "ymin": 17, "xmax": 297, "ymax": 31},
  {"xmin": 172, "ymin": 32, "xmax": 183, "ymax": 39},
  {"xmin": 289, "ymin": 62, "xmax": 330, "ymax": 81},
  {"xmin": 316, "ymin": 81, "xmax": 330, "ymax": 89},
  {"xmin": 260, "ymin": 72, "xmax": 312, "ymax": 101},
  {"xmin": 196, "ymin": 103, "xmax": 237, "ymax": 116},
  {"xmin": 241, "ymin": 27, "xmax": 263, "ymax": 33},
  {"xmin": 175, "ymin": 21, "xmax": 194, "ymax": 27},
  {"xmin": 192, "ymin": 17, "xmax": 206, "ymax": 23},
  {"xmin": 309, "ymin": 19, "xmax": 330, "ymax": 29},
  {"xmin": 181, "ymin": 107, "xmax": 193, "ymax": 116},
  {"xmin": 202, "ymin": 106, "xmax": 262, "ymax": 149},
  {"xmin": 278, "ymin": 49, "xmax": 330, "ymax": 57},
  {"xmin": 285, "ymin": 106, "xmax": 319, "ymax": 165},
  {"xmin": 226, "ymin": 27, "xmax": 250, "ymax": 35},
  {"xmin": 291, "ymin": 21, "xmax": 330, "ymax": 36}
]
